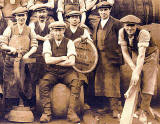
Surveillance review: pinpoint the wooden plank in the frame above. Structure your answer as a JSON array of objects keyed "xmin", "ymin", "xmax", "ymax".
[{"xmin": 120, "ymin": 82, "xmax": 140, "ymax": 124}]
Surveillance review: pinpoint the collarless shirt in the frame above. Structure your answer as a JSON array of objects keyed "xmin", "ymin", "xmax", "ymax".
[
  {"xmin": 101, "ymin": 17, "xmax": 109, "ymax": 29},
  {"xmin": 55, "ymin": 40, "xmax": 62, "ymax": 47}
]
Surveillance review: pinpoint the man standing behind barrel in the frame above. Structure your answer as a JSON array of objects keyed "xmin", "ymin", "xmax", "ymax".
[
  {"xmin": 39, "ymin": 21, "xmax": 82, "ymax": 123},
  {"xmin": 29, "ymin": 3, "xmax": 53, "ymax": 108},
  {"xmin": 92, "ymin": 1, "xmax": 123, "ymax": 118},
  {"xmin": 64, "ymin": 9, "xmax": 92, "ymax": 109},
  {"xmin": 1, "ymin": 6, "xmax": 38, "ymax": 120},
  {"xmin": 118, "ymin": 15, "xmax": 159, "ymax": 123}
]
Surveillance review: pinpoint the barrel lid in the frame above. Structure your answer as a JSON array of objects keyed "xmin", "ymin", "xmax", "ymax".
[{"xmin": 73, "ymin": 39, "xmax": 98, "ymax": 73}]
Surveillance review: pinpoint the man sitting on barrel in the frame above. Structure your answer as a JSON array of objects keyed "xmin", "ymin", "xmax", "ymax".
[
  {"xmin": 119, "ymin": 15, "xmax": 159, "ymax": 123},
  {"xmin": 1, "ymin": 6, "xmax": 38, "ymax": 120},
  {"xmin": 39, "ymin": 21, "xmax": 82, "ymax": 123}
]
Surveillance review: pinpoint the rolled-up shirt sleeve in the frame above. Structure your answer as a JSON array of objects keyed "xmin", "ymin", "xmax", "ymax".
[
  {"xmin": 2, "ymin": 26, "xmax": 11, "ymax": 46},
  {"xmin": 43, "ymin": 40, "xmax": 52, "ymax": 56},
  {"xmin": 118, "ymin": 28, "xmax": 127, "ymax": 46},
  {"xmin": 80, "ymin": 0, "xmax": 86, "ymax": 13},
  {"xmin": 67, "ymin": 39, "xmax": 77, "ymax": 57},
  {"xmin": 82, "ymin": 28, "xmax": 92, "ymax": 40},
  {"xmin": 57, "ymin": 0, "xmax": 64, "ymax": 13},
  {"xmin": 30, "ymin": 27, "xmax": 38, "ymax": 48},
  {"xmin": 138, "ymin": 29, "xmax": 150, "ymax": 48}
]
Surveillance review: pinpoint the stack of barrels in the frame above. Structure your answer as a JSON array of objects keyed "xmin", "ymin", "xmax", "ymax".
[{"xmin": 111, "ymin": 0, "xmax": 160, "ymax": 24}]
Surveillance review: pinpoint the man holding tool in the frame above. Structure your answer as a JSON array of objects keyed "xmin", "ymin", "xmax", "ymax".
[{"xmin": 119, "ymin": 15, "xmax": 159, "ymax": 123}]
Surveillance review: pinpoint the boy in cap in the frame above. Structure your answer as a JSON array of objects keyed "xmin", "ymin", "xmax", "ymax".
[
  {"xmin": 91, "ymin": 1, "xmax": 123, "ymax": 118},
  {"xmin": 65, "ymin": 10, "xmax": 91, "ymax": 43},
  {"xmin": 39, "ymin": 21, "xmax": 82, "ymax": 123},
  {"xmin": 119, "ymin": 15, "xmax": 159, "ymax": 122},
  {"xmin": 65, "ymin": 10, "xmax": 92, "ymax": 109},
  {"xmin": 1, "ymin": 6, "xmax": 38, "ymax": 119},
  {"xmin": 57, "ymin": 0, "xmax": 86, "ymax": 26}
]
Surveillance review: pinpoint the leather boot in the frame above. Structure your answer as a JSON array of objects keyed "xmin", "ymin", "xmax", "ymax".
[
  {"xmin": 40, "ymin": 113, "xmax": 52, "ymax": 123},
  {"xmin": 67, "ymin": 93, "xmax": 80, "ymax": 123},
  {"xmin": 40, "ymin": 107, "xmax": 52, "ymax": 123},
  {"xmin": 139, "ymin": 93, "xmax": 152, "ymax": 123},
  {"xmin": 109, "ymin": 98, "xmax": 121, "ymax": 118}
]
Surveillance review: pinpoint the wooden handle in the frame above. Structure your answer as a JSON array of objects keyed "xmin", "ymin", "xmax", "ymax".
[
  {"xmin": 124, "ymin": 84, "xmax": 135, "ymax": 98},
  {"xmin": 23, "ymin": 58, "xmax": 36, "ymax": 64}
]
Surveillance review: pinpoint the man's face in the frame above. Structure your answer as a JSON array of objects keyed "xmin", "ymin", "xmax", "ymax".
[
  {"xmin": 98, "ymin": 8, "xmax": 111, "ymax": 19},
  {"xmin": 124, "ymin": 23, "xmax": 137, "ymax": 36},
  {"xmin": 50, "ymin": 28, "xmax": 65, "ymax": 41},
  {"xmin": 15, "ymin": 13, "xmax": 27, "ymax": 25},
  {"xmin": 68, "ymin": 15, "xmax": 80, "ymax": 26},
  {"xmin": 36, "ymin": 9, "xmax": 48, "ymax": 22}
]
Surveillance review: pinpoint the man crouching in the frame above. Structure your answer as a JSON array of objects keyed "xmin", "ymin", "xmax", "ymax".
[{"xmin": 39, "ymin": 21, "xmax": 81, "ymax": 123}]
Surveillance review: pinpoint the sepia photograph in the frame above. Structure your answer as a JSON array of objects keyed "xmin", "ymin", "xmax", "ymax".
[{"xmin": 0, "ymin": 0, "xmax": 159, "ymax": 124}]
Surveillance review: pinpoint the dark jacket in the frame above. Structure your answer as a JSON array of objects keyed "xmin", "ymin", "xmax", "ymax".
[{"xmin": 92, "ymin": 16, "xmax": 123, "ymax": 65}]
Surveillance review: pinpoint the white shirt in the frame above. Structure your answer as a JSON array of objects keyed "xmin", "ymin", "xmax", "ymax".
[
  {"xmin": 70, "ymin": 26, "xmax": 92, "ymax": 40},
  {"xmin": 101, "ymin": 17, "xmax": 109, "ymax": 29},
  {"xmin": 43, "ymin": 39, "xmax": 77, "ymax": 57}
]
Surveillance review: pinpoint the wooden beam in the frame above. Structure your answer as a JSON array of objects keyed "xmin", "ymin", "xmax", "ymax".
[{"xmin": 120, "ymin": 82, "xmax": 140, "ymax": 124}]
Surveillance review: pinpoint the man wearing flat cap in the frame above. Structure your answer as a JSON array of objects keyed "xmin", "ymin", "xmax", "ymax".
[
  {"xmin": 57, "ymin": 0, "xmax": 86, "ymax": 26},
  {"xmin": 28, "ymin": 0, "xmax": 56, "ymax": 22},
  {"xmin": 29, "ymin": 3, "xmax": 54, "ymax": 105},
  {"xmin": 0, "ymin": 0, "xmax": 34, "ymax": 25},
  {"xmin": 85, "ymin": 0, "xmax": 114, "ymax": 31},
  {"xmin": 1, "ymin": 6, "xmax": 38, "ymax": 119},
  {"xmin": 119, "ymin": 15, "xmax": 159, "ymax": 123},
  {"xmin": 91, "ymin": 1, "xmax": 123, "ymax": 118},
  {"xmin": 39, "ymin": 21, "xmax": 82, "ymax": 123}
]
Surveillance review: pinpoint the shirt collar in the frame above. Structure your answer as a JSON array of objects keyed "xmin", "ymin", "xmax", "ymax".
[{"xmin": 101, "ymin": 17, "xmax": 109, "ymax": 29}]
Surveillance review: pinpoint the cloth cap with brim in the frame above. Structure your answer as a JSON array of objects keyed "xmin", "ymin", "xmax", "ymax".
[
  {"xmin": 49, "ymin": 21, "xmax": 66, "ymax": 29},
  {"xmin": 96, "ymin": 1, "xmax": 113, "ymax": 9},
  {"xmin": 12, "ymin": 7, "xmax": 28, "ymax": 16},
  {"xmin": 29, "ymin": 4, "xmax": 48, "ymax": 11},
  {"xmin": 66, "ymin": 11, "xmax": 81, "ymax": 18},
  {"xmin": 120, "ymin": 15, "xmax": 141, "ymax": 24}
]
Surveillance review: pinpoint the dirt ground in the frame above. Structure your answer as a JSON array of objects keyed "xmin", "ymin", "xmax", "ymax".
[{"xmin": 0, "ymin": 105, "xmax": 160, "ymax": 124}]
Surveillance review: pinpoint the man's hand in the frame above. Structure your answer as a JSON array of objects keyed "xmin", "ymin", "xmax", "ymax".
[
  {"xmin": 79, "ymin": 23, "xmax": 88, "ymax": 29},
  {"xmin": 61, "ymin": 56, "xmax": 68, "ymax": 61},
  {"xmin": 8, "ymin": 47, "xmax": 17, "ymax": 55},
  {"xmin": 44, "ymin": 35, "xmax": 51, "ymax": 40},
  {"xmin": 23, "ymin": 54, "xmax": 30, "ymax": 59},
  {"xmin": 131, "ymin": 69, "xmax": 140, "ymax": 85}
]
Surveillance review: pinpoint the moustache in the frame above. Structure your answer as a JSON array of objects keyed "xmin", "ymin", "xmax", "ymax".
[{"xmin": 39, "ymin": 16, "xmax": 46, "ymax": 19}]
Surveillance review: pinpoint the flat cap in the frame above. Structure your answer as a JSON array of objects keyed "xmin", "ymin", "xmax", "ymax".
[
  {"xmin": 66, "ymin": 10, "xmax": 81, "ymax": 17},
  {"xmin": 12, "ymin": 7, "xmax": 28, "ymax": 16},
  {"xmin": 29, "ymin": 4, "xmax": 48, "ymax": 11},
  {"xmin": 96, "ymin": 1, "xmax": 113, "ymax": 9},
  {"xmin": 120, "ymin": 15, "xmax": 141, "ymax": 24},
  {"xmin": 49, "ymin": 21, "xmax": 66, "ymax": 29}
]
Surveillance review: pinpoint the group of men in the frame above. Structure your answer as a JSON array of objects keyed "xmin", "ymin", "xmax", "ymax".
[{"xmin": 0, "ymin": 0, "xmax": 158, "ymax": 124}]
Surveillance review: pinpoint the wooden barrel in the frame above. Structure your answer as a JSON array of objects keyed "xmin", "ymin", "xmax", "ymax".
[
  {"xmin": 36, "ymin": 83, "xmax": 84, "ymax": 117},
  {"xmin": 111, "ymin": 0, "xmax": 160, "ymax": 24}
]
